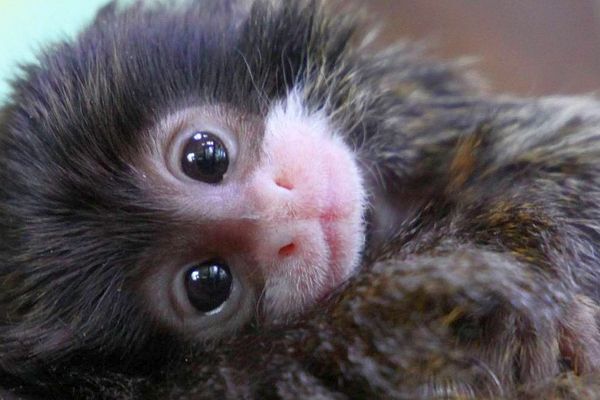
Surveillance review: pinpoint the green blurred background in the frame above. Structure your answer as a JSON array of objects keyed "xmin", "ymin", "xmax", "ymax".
[{"xmin": 0, "ymin": 0, "xmax": 110, "ymax": 103}]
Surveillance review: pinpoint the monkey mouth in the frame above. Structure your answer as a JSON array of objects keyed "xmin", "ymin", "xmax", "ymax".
[
  {"xmin": 317, "ymin": 208, "xmax": 364, "ymax": 296},
  {"xmin": 320, "ymin": 214, "xmax": 344, "ymax": 284}
]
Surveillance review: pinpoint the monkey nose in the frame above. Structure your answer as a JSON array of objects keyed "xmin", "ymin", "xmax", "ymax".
[
  {"xmin": 278, "ymin": 242, "xmax": 296, "ymax": 257},
  {"xmin": 274, "ymin": 175, "xmax": 294, "ymax": 191},
  {"xmin": 270, "ymin": 230, "xmax": 298, "ymax": 259},
  {"xmin": 252, "ymin": 223, "xmax": 317, "ymax": 266}
]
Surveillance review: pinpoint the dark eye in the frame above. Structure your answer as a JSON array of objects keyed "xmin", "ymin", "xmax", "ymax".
[
  {"xmin": 185, "ymin": 261, "xmax": 233, "ymax": 313},
  {"xmin": 181, "ymin": 131, "xmax": 229, "ymax": 183}
]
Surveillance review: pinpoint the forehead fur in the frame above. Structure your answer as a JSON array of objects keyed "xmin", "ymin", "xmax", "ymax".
[{"xmin": 5, "ymin": 0, "xmax": 357, "ymax": 153}]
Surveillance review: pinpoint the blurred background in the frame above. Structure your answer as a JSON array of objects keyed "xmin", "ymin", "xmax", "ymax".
[
  {"xmin": 368, "ymin": 0, "xmax": 600, "ymax": 95},
  {"xmin": 1, "ymin": 0, "xmax": 600, "ymax": 103}
]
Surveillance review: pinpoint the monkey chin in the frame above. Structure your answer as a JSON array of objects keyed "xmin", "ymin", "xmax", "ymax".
[{"xmin": 257, "ymin": 90, "xmax": 367, "ymax": 324}]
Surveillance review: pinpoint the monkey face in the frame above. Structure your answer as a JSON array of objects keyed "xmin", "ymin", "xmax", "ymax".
[
  {"xmin": 0, "ymin": 0, "xmax": 372, "ymax": 370},
  {"xmin": 139, "ymin": 92, "xmax": 366, "ymax": 339},
  {"xmin": 129, "ymin": 91, "xmax": 367, "ymax": 339}
]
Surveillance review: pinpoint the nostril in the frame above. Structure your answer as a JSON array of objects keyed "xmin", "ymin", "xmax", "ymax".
[
  {"xmin": 275, "ymin": 177, "xmax": 294, "ymax": 191},
  {"xmin": 278, "ymin": 242, "xmax": 296, "ymax": 257}
]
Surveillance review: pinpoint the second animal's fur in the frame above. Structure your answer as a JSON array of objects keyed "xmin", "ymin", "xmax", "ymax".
[{"xmin": 1, "ymin": 1, "xmax": 600, "ymax": 399}]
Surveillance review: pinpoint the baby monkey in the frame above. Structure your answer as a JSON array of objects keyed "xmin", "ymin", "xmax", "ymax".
[{"xmin": 1, "ymin": 0, "xmax": 600, "ymax": 398}]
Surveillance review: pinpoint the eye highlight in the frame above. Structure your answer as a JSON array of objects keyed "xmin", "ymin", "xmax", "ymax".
[
  {"xmin": 185, "ymin": 260, "xmax": 233, "ymax": 314},
  {"xmin": 181, "ymin": 131, "xmax": 229, "ymax": 183}
]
